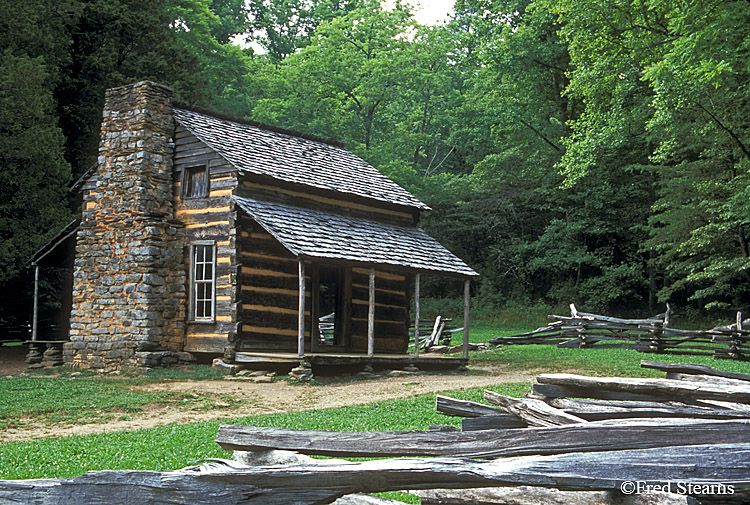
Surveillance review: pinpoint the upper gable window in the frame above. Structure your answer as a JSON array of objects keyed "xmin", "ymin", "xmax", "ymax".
[{"xmin": 182, "ymin": 165, "xmax": 208, "ymax": 199}]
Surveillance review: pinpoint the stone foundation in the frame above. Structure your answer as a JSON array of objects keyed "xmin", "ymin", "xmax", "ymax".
[{"xmin": 66, "ymin": 81, "xmax": 187, "ymax": 371}]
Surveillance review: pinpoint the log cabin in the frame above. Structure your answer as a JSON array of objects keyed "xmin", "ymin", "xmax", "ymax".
[{"xmin": 30, "ymin": 81, "xmax": 477, "ymax": 372}]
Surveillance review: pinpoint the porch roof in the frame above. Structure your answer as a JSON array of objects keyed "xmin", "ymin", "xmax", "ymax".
[
  {"xmin": 30, "ymin": 219, "xmax": 79, "ymax": 268},
  {"xmin": 234, "ymin": 196, "xmax": 478, "ymax": 278}
]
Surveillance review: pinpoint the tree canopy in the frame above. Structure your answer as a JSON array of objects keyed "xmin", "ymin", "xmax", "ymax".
[{"xmin": 1, "ymin": 0, "xmax": 748, "ymax": 326}]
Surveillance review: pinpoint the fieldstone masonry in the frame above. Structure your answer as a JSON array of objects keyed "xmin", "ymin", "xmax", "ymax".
[{"xmin": 64, "ymin": 81, "xmax": 190, "ymax": 370}]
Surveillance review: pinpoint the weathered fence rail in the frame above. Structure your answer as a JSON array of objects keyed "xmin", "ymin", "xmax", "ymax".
[
  {"xmin": 3, "ymin": 444, "xmax": 748, "ymax": 505},
  {"xmin": 490, "ymin": 304, "xmax": 750, "ymax": 360}
]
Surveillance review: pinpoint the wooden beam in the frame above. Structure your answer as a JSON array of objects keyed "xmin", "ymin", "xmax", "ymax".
[
  {"xmin": 4, "ymin": 444, "xmax": 750, "ymax": 504},
  {"xmin": 241, "ymin": 325, "xmax": 303, "ymax": 337},
  {"xmin": 545, "ymin": 397, "xmax": 750, "ymax": 421},
  {"xmin": 412, "ymin": 487, "xmax": 691, "ymax": 505},
  {"xmin": 240, "ymin": 267, "xmax": 298, "ymax": 278},
  {"xmin": 665, "ymin": 373, "xmax": 750, "ymax": 388},
  {"xmin": 536, "ymin": 373, "xmax": 750, "ymax": 404},
  {"xmin": 368, "ymin": 267, "xmax": 375, "ymax": 358},
  {"xmin": 532, "ymin": 383, "xmax": 666, "ymax": 403},
  {"xmin": 177, "ymin": 206, "xmax": 231, "ymax": 215},
  {"xmin": 414, "ymin": 273, "xmax": 420, "ymax": 358},
  {"xmin": 215, "ymin": 419, "xmax": 750, "ymax": 458},
  {"xmin": 436, "ymin": 395, "xmax": 506, "ymax": 418},
  {"xmin": 8, "ymin": 444, "xmax": 748, "ymax": 505},
  {"xmin": 484, "ymin": 391, "xmax": 587, "ymax": 427},
  {"xmin": 463, "ymin": 279, "xmax": 470, "ymax": 360},
  {"xmin": 298, "ymin": 259, "xmax": 305, "ymax": 358},
  {"xmin": 185, "ymin": 220, "xmax": 230, "ymax": 229},
  {"xmin": 641, "ymin": 360, "xmax": 750, "ymax": 382},
  {"xmin": 241, "ymin": 304, "xmax": 300, "ymax": 315},
  {"xmin": 461, "ymin": 415, "xmax": 527, "ymax": 431},
  {"xmin": 353, "ymin": 268, "xmax": 406, "ymax": 281},
  {"xmin": 31, "ymin": 263, "xmax": 39, "ymax": 342}
]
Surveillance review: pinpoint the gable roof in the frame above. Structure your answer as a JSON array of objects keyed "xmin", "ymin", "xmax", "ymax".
[
  {"xmin": 173, "ymin": 107, "xmax": 429, "ymax": 211},
  {"xmin": 234, "ymin": 196, "xmax": 477, "ymax": 278}
]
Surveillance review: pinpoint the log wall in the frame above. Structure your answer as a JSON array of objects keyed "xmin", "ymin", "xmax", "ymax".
[
  {"xmin": 237, "ymin": 216, "xmax": 311, "ymax": 352},
  {"xmin": 173, "ymin": 125, "xmax": 239, "ymax": 354},
  {"xmin": 235, "ymin": 218, "xmax": 410, "ymax": 353}
]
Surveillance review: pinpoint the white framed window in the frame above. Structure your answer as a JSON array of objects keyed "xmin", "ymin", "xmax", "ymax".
[
  {"xmin": 182, "ymin": 165, "xmax": 208, "ymax": 198},
  {"xmin": 191, "ymin": 242, "xmax": 215, "ymax": 322}
]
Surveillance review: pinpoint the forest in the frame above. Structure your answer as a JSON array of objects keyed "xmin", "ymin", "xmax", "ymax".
[{"xmin": 1, "ymin": 0, "xmax": 748, "ymax": 328}]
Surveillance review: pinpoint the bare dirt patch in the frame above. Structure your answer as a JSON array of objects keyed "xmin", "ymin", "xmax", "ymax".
[
  {"xmin": 0, "ymin": 359, "xmax": 535, "ymax": 443},
  {"xmin": 0, "ymin": 345, "xmax": 28, "ymax": 377}
]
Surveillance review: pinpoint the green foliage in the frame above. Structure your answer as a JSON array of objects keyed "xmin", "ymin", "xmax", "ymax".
[
  {"xmin": 255, "ymin": 3, "xmax": 416, "ymax": 153},
  {"xmin": 56, "ymin": 0, "xmax": 211, "ymax": 175},
  {"xmin": 0, "ymin": 53, "xmax": 72, "ymax": 284},
  {"xmin": 0, "ymin": 45, "xmax": 72, "ymax": 327},
  {"xmin": 246, "ymin": 0, "xmax": 321, "ymax": 61},
  {"xmin": 2, "ymin": 0, "xmax": 749, "ymax": 327},
  {"xmin": 209, "ymin": 0, "xmax": 252, "ymax": 44},
  {"xmin": 641, "ymin": 0, "xmax": 750, "ymax": 311},
  {"xmin": 556, "ymin": 0, "xmax": 750, "ymax": 312},
  {"xmin": 240, "ymin": 0, "xmax": 749, "ymax": 315},
  {"xmin": 0, "ymin": 0, "xmax": 254, "ymax": 326}
]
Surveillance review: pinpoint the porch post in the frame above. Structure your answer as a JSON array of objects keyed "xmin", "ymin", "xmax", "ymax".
[
  {"xmin": 31, "ymin": 263, "xmax": 39, "ymax": 342},
  {"xmin": 462, "ymin": 279, "xmax": 470, "ymax": 360},
  {"xmin": 368, "ymin": 267, "xmax": 375, "ymax": 358},
  {"xmin": 298, "ymin": 259, "xmax": 305, "ymax": 358},
  {"xmin": 413, "ymin": 273, "xmax": 420, "ymax": 357}
]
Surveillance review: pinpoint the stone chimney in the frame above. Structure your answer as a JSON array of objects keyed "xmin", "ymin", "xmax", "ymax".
[{"xmin": 65, "ymin": 81, "xmax": 188, "ymax": 370}]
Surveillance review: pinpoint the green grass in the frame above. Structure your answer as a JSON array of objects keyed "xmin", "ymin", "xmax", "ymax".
[
  {"xmin": 471, "ymin": 343, "xmax": 750, "ymax": 377},
  {"xmin": 0, "ymin": 382, "xmax": 530, "ymax": 481},
  {"xmin": 0, "ymin": 377, "xmax": 172, "ymax": 428},
  {"xmin": 454, "ymin": 323, "xmax": 750, "ymax": 378},
  {"xmin": 0, "ymin": 365, "xmax": 231, "ymax": 429},
  {"xmin": 466, "ymin": 325, "xmax": 533, "ymax": 344}
]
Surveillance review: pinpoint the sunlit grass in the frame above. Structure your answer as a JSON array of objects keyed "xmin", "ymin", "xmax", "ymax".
[{"xmin": 0, "ymin": 382, "xmax": 531, "ymax": 480}]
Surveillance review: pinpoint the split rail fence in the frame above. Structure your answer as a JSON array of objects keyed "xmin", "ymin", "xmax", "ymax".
[
  {"xmin": 2, "ymin": 361, "xmax": 750, "ymax": 504},
  {"xmin": 490, "ymin": 303, "xmax": 750, "ymax": 360}
]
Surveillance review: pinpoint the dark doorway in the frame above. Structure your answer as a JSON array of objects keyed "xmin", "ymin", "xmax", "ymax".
[{"xmin": 312, "ymin": 266, "xmax": 351, "ymax": 351}]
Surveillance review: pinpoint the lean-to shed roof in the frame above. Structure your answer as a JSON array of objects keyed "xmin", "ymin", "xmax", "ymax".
[
  {"xmin": 234, "ymin": 196, "xmax": 477, "ymax": 278},
  {"xmin": 173, "ymin": 108, "xmax": 429, "ymax": 211}
]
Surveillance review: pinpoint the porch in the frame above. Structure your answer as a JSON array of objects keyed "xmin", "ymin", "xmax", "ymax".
[
  {"xmin": 234, "ymin": 351, "xmax": 468, "ymax": 373},
  {"xmin": 234, "ymin": 197, "xmax": 480, "ymax": 367}
]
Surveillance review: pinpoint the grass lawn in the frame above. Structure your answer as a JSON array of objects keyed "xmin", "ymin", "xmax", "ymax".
[
  {"xmin": 0, "ymin": 382, "xmax": 532, "ymax": 480},
  {"xmin": 460, "ymin": 324, "xmax": 750, "ymax": 378},
  {"xmin": 0, "ymin": 366, "xmax": 232, "ymax": 431},
  {"xmin": 3, "ymin": 323, "xmax": 750, "ymax": 503},
  {"xmin": 0, "ymin": 383, "xmax": 530, "ymax": 503},
  {"xmin": 472, "ymin": 344, "xmax": 750, "ymax": 377}
]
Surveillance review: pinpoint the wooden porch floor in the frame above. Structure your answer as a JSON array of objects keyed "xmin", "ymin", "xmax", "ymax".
[{"xmin": 234, "ymin": 351, "xmax": 467, "ymax": 371}]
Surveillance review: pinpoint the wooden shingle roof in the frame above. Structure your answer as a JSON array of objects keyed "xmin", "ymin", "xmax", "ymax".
[
  {"xmin": 174, "ymin": 108, "xmax": 429, "ymax": 211},
  {"xmin": 234, "ymin": 196, "xmax": 477, "ymax": 277}
]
